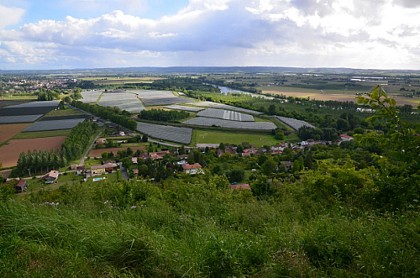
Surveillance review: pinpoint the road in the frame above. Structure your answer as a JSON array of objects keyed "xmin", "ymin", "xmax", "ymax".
[{"xmin": 79, "ymin": 130, "xmax": 103, "ymax": 166}]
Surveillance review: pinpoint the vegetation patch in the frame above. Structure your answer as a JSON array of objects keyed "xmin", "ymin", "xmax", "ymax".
[
  {"xmin": 192, "ymin": 129, "xmax": 279, "ymax": 146},
  {"xmin": 13, "ymin": 129, "xmax": 71, "ymax": 139}
]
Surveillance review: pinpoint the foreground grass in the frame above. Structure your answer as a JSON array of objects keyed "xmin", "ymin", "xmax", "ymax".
[
  {"xmin": 192, "ymin": 129, "xmax": 279, "ymax": 147},
  {"xmin": 13, "ymin": 130, "xmax": 71, "ymax": 139},
  {"xmin": 0, "ymin": 178, "xmax": 418, "ymax": 277}
]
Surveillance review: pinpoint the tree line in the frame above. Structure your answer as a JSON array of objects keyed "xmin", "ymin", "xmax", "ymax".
[
  {"xmin": 14, "ymin": 121, "xmax": 99, "ymax": 177},
  {"xmin": 138, "ymin": 109, "xmax": 190, "ymax": 122},
  {"xmin": 71, "ymin": 100, "xmax": 137, "ymax": 130}
]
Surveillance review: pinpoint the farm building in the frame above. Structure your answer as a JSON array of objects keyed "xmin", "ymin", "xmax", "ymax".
[
  {"xmin": 15, "ymin": 179, "xmax": 28, "ymax": 193},
  {"xmin": 182, "ymin": 163, "xmax": 204, "ymax": 175},
  {"xmin": 42, "ymin": 170, "xmax": 59, "ymax": 184}
]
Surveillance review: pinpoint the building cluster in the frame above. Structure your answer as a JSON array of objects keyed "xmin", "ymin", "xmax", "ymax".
[{"xmin": 0, "ymin": 77, "xmax": 77, "ymax": 94}]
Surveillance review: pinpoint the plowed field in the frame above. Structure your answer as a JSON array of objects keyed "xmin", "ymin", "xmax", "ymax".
[
  {"xmin": 0, "ymin": 123, "xmax": 30, "ymax": 143},
  {"xmin": 0, "ymin": 136, "xmax": 66, "ymax": 168}
]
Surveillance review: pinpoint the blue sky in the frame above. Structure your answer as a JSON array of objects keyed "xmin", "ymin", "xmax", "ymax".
[
  {"xmin": 0, "ymin": 0, "xmax": 419, "ymax": 70},
  {"xmin": 21, "ymin": 0, "xmax": 189, "ymax": 23}
]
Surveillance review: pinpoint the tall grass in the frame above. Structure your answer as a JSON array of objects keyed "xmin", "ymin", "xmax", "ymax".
[{"xmin": 0, "ymin": 178, "xmax": 418, "ymax": 277}]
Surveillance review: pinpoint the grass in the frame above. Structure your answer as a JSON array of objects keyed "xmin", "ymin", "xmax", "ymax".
[
  {"xmin": 1, "ymin": 178, "xmax": 418, "ymax": 277},
  {"xmin": 192, "ymin": 129, "xmax": 279, "ymax": 147},
  {"xmin": 0, "ymin": 95, "xmax": 37, "ymax": 100},
  {"xmin": 13, "ymin": 129, "xmax": 71, "ymax": 139},
  {"xmin": 43, "ymin": 108, "xmax": 84, "ymax": 117}
]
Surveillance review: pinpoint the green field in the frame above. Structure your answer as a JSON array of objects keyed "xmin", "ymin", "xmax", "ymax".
[
  {"xmin": 43, "ymin": 108, "xmax": 84, "ymax": 117},
  {"xmin": 0, "ymin": 95, "xmax": 37, "ymax": 100},
  {"xmin": 192, "ymin": 129, "xmax": 279, "ymax": 147},
  {"xmin": 13, "ymin": 129, "xmax": 71, "ymax": 139}
]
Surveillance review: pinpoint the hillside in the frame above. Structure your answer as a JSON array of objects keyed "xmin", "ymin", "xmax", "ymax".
[{"xmin": 0, "ymin": 87, "xmax": 419, "ymax": 277}]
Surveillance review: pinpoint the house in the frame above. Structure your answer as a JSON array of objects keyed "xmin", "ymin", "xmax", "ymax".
[
  {"xmin": 230, "ymin": 183, "xmax": 251, "ymax": 190},
  {"xmin": 42, "ymin": 170, "xmax": 59, "ymax": 184},
  {"xmin": 242, "ymin": 148, "xmax": 258, "ymax": 157},
  {"xmin": 76, "ymin": 166, "xmax": 85, "ymax": 175},
  {"xmin": 340, "ymin": 134, "xmax": 354, "ymax": 141},
  {"xmin": 15, "ymin": 179, "xmax": 28, "ymax": 193},
  {"xmin": 182, "ymin": 163, "xmax": 203, "ymax": 175},
  {"xmin": 91, "ymin": 163, "xmax": 118, "ymax": 176},
  {"xmin": 96, "ymin": 138, "xmax": 107, "ymax": 145},
  {"xmin": 131, "ymin": 157, "xmax": 138, "ymax": 164},
  {"xmin": 149, "ymin": 151, "xmax": 170, "ymax": 160}
]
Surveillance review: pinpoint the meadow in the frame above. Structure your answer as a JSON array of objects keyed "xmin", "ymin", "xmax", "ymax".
[{"xmin": 191, "ymin": 129, "xmax": 279, "ymax": 147}]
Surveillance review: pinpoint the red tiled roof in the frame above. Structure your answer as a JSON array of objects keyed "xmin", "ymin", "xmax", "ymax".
[
  {"xmin": 182, "ymin": 163, "xmax": 202, "ymax": 170},
  {"xmin": 230, "ymin": 184, "xmax": 251, "ymax": 190}
]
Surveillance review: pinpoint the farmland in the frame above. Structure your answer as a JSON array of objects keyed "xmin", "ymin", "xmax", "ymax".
[
  {"xmin": 276, "ymin": 116, "xmax": 315, "ymax": 130},
  {"xmin": 13, "ymin": 129, "xmax": 71, "ymax": 139},
  {"xmin": 80, "ymin": 90, "xmax": 103, "ymax": 103},
  {"xmin": 184, "ymin": 117, "xmax": 276, "ymax": 131},
  {"xmin": 0, "ymin": 115, "xmax": 43, "ymax": 124},
  {"xmin": 0, "ymin": 136, "xmax": 66, "ymax": 168},
  {"xmin": 0, "ymin": 123, "xmax": 30, "ymax": 143},
  {"xmin": 81, "ymin": 76, "xmax": 165, "ymax": 85},
  {"xmin": 192, "ymin": 129, "xmax": 279, "ymax": 146},
  {"xmin": 165, "ymin": 104, "xmax": 204, "ymax": 112},
  {"xmin": 97, "ymin": 91, "xmax": 145, "ymax": 113},
  {"xmin": 136, "ymin": 122, "xmax": 192, "ymax": 144},
  {"xmin": 197, "ymin": 108, "xmax": 255, "ymax": 122},
  {"xmin": 23, "ymin": 118, "xmax": 85, "ymax": 132},
  {"xmin": 191, "ymin": 101, "xmax": 262, "ymax": 115},
  {"xmin": 134, "ymin": 90, "xmax": 193, "ymax": 106},
  {"xmin": 42, "ymin": 108, "xmax": 85, "ymax": 118},
  {"xmin": 263, "ymin": 87, "xmax": 419, "ymax": 106},
  {"xmin": 0, "ymin": 100, "xmax": 60, "ymax": 132}
]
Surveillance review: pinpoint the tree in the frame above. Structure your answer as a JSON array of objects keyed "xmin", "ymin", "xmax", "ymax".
[
  {"xmin": 227, "ymin": 168, "xmax": 245, "ymax": 183},
  {"xmin": 356, "ymin": 85, "xmax": 419, "ymax": 211},
  {"xmin": 268, "ymin": 104, "xmax": 276, "ymax": 115},
  {"xmin": 261, "ymin": 158, "xmax": 276, "ymax": 175}
]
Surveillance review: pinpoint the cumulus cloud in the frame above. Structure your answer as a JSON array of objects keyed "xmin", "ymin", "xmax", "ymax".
[
  {"xmin": 0, "ymin": 4, "xmax": 25, "ymax": 28},
  {"xmin": 0, "ymin": 0, "xmax": 419, "ymax": 69}
]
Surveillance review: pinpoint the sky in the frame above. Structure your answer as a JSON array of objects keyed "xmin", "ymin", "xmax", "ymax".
[{"xmin": 0, "ymin": 0, "xmax": 419, "ymax": 70}]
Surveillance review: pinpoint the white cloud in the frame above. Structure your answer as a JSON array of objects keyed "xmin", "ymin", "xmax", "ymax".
[
  {"xmin": 0, "ymin": 4, "xmax": 25, "ymax": 28},
  {"xmin": 0, "ymin": 0, "xmax": 419, "ymax": 69}
]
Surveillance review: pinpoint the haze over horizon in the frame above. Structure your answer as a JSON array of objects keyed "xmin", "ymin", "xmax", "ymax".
[{"xmin": 1, "ymin": 0, "xmax": 419, "ymax": 70}]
